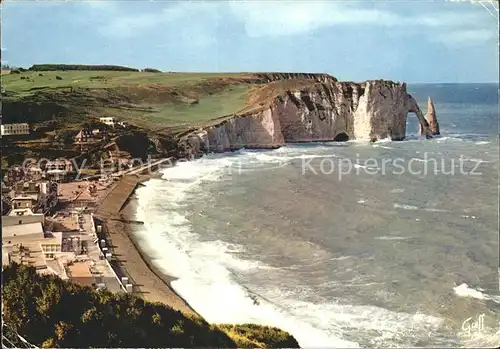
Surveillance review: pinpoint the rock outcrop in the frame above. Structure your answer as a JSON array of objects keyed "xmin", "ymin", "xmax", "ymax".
[
  {"xmin": 419, "ymin": 97, "xmax": 440, "ymax": 136},
  {"xmin": 180, "ymin": 76, "xmax": 436, "ymax": 157}
]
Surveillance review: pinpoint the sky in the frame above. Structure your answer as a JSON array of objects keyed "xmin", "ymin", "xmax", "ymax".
[{"xmin": 1, "ymin": 0, "xmax": 498, "ymax": 83}]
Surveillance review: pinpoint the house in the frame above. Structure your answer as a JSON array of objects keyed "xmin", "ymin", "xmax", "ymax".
[
  {"xmin": 46, "ymin": 211, "xmax": 80, "ymax": 232},
  {"xmin": 11, "ymin": 193, "xmax": 39, "ymax": 210},
  {"xmin": 99, "ymin": 117, "xmax": 116, "ymax": 127},
  {"xmin": 13, "ymin": 181, "xmax": 38, "ymax": 194},
  {"xmin": 40, "ymin": 232, "xmax": 63, "ymax": 260},
  {"xmin": 2, "ymin": 195, "xmax": 11, "ymax": 216},
  {"xmin": 26, "ymin": 165, "xmax": 43, "ymax": 181},
  {"xmin": 108, "ymin": 150, "xmax": 132, "ymax": 167},
  {"xmin": 44, "ymin": 159, "xmax": 74, "ymax": 181},
  {"xmin": 2, "ymin": 247, "xmax": 11, "ymax": 266},
  {"xmin": 70, "ymin": 188, "xmax": 96, "ymax": 211},
  {"xmin": 74, "ymin": 129, "xmax": 92, "ymax": 144},
  {"xmin": 4, "ymin": 166, "xmax": 25, "ymax": 185},
  {"xmin": 1, "ymin": 180, "xmax": 10, "ymax": 194},
  {"xmin": 2, "ymin": 208, "xmax": 45, "ymax": 244},
  {"xmin": 45, "ymin": 159, "xmax": 74, "ymax": 172},
  {"xmin": 38, "ymin": 181, "xmax": 59, "ymax": 213},
  {"xmin": 10, "ymin": 181, "xmax": 58, "ymax": 213},
  {"xmin": 2, "ymin": 209, "xmax": 85, "ymax": 274},
  {"xmin": 1, "ymin": 123, "xmax": 29, "ymax": 136},
  {"xmin": 5, "ymin": 207, "xmax": 44, "ymax": 219},
  {"xmin": 66, "ymin": 261, "xmax": 94, "ymax": 286}
]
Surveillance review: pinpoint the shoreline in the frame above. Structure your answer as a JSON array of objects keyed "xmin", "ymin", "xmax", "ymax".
[
  {"xmin": 96, "ymin": 171, "xmax": 200, "ymax": 317},
  {"xmin": 120, "ymin": 194, "xmax": 200, "ymax": 316}
]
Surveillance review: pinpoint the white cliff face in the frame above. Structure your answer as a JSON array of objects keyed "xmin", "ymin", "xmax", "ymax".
[
  {"xmin": 182, "ymin": 79, "xmax": 433, "ymax": 156},
  {"xmin": 201, "ymin": 107, "xmax": 284, "ymax": 152},
  {"xmin": 353, "ymin": 81, "xmax": 410, "ymax": 141}
]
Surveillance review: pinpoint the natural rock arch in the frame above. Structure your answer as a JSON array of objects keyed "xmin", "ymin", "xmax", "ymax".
[{"xmin": 407, "ymin": 95, "xmax": 433, "ymax": 138}]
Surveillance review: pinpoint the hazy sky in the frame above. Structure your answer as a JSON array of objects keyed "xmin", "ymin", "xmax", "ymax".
[{"xmin": 1, "ymin": 0, "xmax": 498, "ymax": 83}]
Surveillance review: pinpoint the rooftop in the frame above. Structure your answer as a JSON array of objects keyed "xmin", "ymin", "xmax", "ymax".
[
  {"xmin": 47, "ymin": 214, "xmax": 79, "ymax": 232},
  {"xmin": 46, "ymin": 159, "xmax": 72, "ymax": 165},
  {"xmin": 42, "ymin": 232, "xmax": 63, "ymax": 246},
  {"xmin": 47, "ymin": 169, "xmax": 67, "ymax": 174},
  {"xmin": 2, "ymin": 247, "xmax": 10, "ymax": 266},
  {"xmin": 7, "ymin": 208, "xmax": 36, "ymax": 216},
  {"xmin": 2, "ymin": 123, "xmax": 29, "ymax": 126},
  {"xmin": 3, "ymin": 212, "xmax": 44, "ymax": 227},
  {"xmin": 67, "ymin": 261, "xmax": 94, "ymax": 286},
  {"xmin": 2, "ymin": 242, "xmax": 46, "ymax": 269},
  {"xmin": 12, "ymin": 193, "xmax": 38, "ymax": 201},
  {"xmin": 3, "ymin": 222, "xmax": 44, "ymax": 238}
]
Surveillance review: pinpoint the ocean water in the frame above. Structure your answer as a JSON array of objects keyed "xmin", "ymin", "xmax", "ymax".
[{"xmin": 132, "ymin": 84, "xmax": 499, "ymax": 348}]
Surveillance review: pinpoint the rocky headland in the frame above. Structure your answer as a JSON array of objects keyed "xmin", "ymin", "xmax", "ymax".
[
  {"xmin": 180, "ymin": 76, "xmax": 434, "ymax": 158},
  {"xmin": 1, "ymin": 69, "xmax": 437, "ymax": 165}
]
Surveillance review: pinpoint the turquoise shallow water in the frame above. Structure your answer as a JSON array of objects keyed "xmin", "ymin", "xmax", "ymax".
[{"xmin": 132, "ymin": 84, "xmax": 499, "ymax": 348}]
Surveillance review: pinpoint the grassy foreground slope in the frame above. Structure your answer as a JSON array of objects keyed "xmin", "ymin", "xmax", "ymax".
[{"xmin": 2, "ymin": 263, "xmax": 299, "ymax": 348}]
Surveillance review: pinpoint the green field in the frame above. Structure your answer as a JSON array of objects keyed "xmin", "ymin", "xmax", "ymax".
[
  {"xmin": 1, "ymin": 69, "xmax": 327, "ymax": 166},
  {"xmin": 2, "ymin": 70, "xmax": 248, "ymax": 94},
  {"xmin": 2, "ymin": 70, "xmax": 255, "ymax": 130},
  {"xmin": 104, "ymin": 84, "xmax": 250, "ymax": 129}
]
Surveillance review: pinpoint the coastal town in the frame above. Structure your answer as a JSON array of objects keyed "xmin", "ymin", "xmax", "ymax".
[{"xmin": 1, "ymin": 117, "xmax": 174, "ymax": 300}]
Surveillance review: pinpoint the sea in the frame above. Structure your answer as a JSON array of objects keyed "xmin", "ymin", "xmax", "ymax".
[{"xmin": 132, "ymin": 83, "xmax": 499, "ymax": 348}]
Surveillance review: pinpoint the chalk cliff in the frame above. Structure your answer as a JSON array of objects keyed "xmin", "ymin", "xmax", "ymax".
[
  {"xmin": 180, "ymin": 75, "xmax": 434, "ymax": 157},
  {"xmin": 419, "ymin": 97, "xmax": 440, "ymax": 136}
]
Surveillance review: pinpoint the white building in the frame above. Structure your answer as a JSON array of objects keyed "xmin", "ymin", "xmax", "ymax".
[
  {"xmin": 2, "ymin": 208, "xmax": 45, "ymax": 244},
  {"xmin": 1, "ymin": 123, "xmax": 29, "ymax": 136},
  {"xmin": 99, "ymin": 117, "xmax": 116, "ymax": 127}
]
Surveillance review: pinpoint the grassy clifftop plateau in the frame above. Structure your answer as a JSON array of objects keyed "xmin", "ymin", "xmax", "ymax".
[
  {"xmin": 2, "ymin": 69, "xmax": 325, "ymax": 132},
  {"xmin": 1, "ymin": 68, "xmax": 327, "ymax": 165},
  {"xmin": 2, "ymin": 70, "xmax": 253, "ymax": 131},
  {"xmin": 2, "ymin": 263, "xmax": 299, "ymax": 348}
]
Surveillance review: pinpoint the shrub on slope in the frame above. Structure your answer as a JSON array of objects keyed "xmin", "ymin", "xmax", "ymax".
[
  {"xmin": 28, "ymin": 64, "xmax": 139, "ymax": 72},
  {"xmin": 2, "ymin": 263, "xmax": 299, "ymax": 348}
]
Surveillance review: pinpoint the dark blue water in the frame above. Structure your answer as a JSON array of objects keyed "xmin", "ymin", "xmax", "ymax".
[{"xmin": 409, "ymin": 83, "xmax": 499, "ymax": 139}]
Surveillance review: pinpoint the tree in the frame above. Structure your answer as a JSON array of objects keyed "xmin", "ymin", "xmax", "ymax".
[
  {"xmin": 56, "ymin": 130, "xmax": 77, "ymax": 144},
  {"xmin": 2, "ymin": 263, "xmax": 299, "ymax": 348}
]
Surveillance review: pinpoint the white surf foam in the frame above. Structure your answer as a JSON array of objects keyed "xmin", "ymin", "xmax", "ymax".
[
  {"xmin": 374, "ymin": 137, "xmax": 393, "ymax": 144},
  {"xmin": 331, "ymin": 255, "xmax": 353, "ymax": 261},
  {"xmin": 393, "ymin": 203, "xmax": 449, "ymax": 213},
  {"xmin": 375, "ymin": 236, "xmax": 413, "ymax": 241},
  {"xmin": 460, "ymin": 215, "xmax": 477, "ymax": 219},
  {"xmin": 131, "ymin": 148, "xmax": 460, "ymax": 348},
  {"xmin": 133, "ymin": 150, "xmax": 362, "ymax": 348},
  {"xmin": 393, "ymin": 203, "xmax": 419, "ymax": 211},
  {"xmin": 453, "ymin": 283, "xmax": 500, "ymax": 303},
  {"xmin": 280, "ymin": 299, "xmax": 445, "ymax": 347},
  {"xmin": 424, "ymin": 208, "xmax": 449, "ymax": 212}
]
